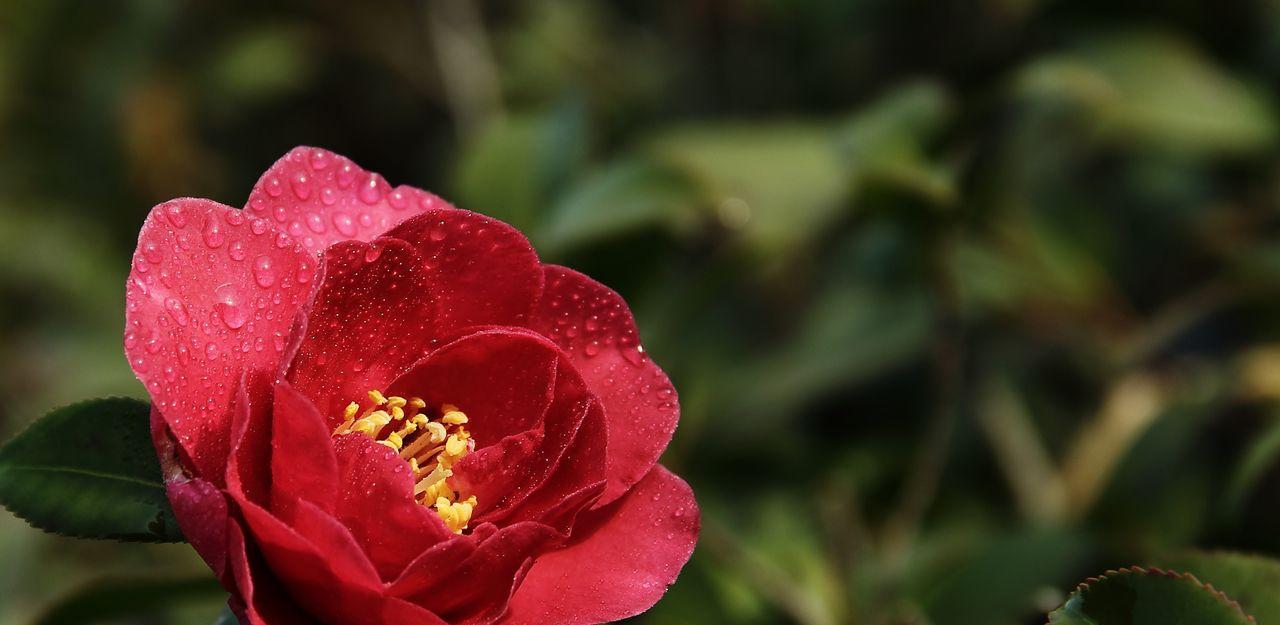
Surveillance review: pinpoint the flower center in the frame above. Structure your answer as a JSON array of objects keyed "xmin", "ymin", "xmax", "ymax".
[{"xmin": 332, "ymin": 389, "xmax": 478, "ymax": 533}]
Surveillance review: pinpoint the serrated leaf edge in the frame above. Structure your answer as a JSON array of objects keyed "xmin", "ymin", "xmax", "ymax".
[
  {"xmin": 1048, "ymin": 565, "xmax": 1257, "ymax": 625},
  {"xmin": 0, "ymin": 396, "xmax": 177, "ymax": 543}
]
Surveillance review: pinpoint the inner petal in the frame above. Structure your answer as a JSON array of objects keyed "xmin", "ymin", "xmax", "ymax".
[{"xmin": 334, "ymin": 389, "xmax": 478, "ymax": 533}]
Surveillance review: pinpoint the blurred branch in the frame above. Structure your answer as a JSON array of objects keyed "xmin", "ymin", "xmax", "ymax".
[
  {"xmin": 1110, "ymin": 280, "xmax": 1235, "ymax": 369},
  {"xmin": 1061, "ymin": 372, "xmax": 1167, "ymax": 519},
  {"xmin": 880, "ymin": 233, "xmax": 964, "ymax": 563},
  {"xmin": 424, "ymin": 0, "xmax": 504, "ymax": 139},
  {"xmin": 976, "ymin": 374, "xmax": 1069, "ymax": 524}
]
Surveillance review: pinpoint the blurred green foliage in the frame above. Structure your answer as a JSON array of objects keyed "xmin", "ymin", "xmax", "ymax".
[{"xmin": 6, "ymin": 0, "xmax": 1280, "ymax": 623}]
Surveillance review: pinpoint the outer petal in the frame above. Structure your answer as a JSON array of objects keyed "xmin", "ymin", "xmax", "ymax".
[
  {"xmin": 153, "ymin": 408, "xmax": 231, "ymax": 581},
  {"xmin": 126, "ymin": 198, "xmax": 313, "ymax": 481},
  {"xmin": 499, "ymin": 466, "xmax": 699, "ymax": 625},
  {"xmin": 529, "ymin": 266, "xmax": 680, "ymax": 504},
  {"xmin": 285, "ymin": 238, "xmax": 438, "ymax": 420},
  {"xmin": 166, "ymin": 476, "xmax": 229, "ymax": 580},
  {"xmin": 245, "ymin": 146, "xmax": 452, "ymax": 256},
  {"xmin": 235, "ymin": 498, "xmax": 438, "ymax": 625},
  {"xmin": 270, "ymin": 381, "xmax": 339, "ymax": 514},
  {"xmin": 227, "ymin": 519, "xmax": 323, "ymax": 625},
  {"xmin": 380, "ymin": 209, "xmax": 543, "ymax": 333}
]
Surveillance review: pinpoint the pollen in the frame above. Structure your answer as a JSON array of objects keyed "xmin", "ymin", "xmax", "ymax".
[{"xmin": 334, "ymin": 389, "xmax": 478, "ymax": 533}]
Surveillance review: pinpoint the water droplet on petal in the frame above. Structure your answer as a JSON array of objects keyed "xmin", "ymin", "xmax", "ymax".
[
  {"xmin": 337, "ymin": 163, "xmax": 357, "ymax": 188},
  {"xmin": 332, "ymin": 212, "xmax": 357, "ymax": 237},
  {"xmin": 358, "ymin": 174, "xmax": 383, "ymax": 204},
  {"xmin": 291, "ymin": 172, "xmax": 313, "ymax": 200},
  {"xmin": 265, "ymin": 177, "xmax": 284, "ymax": 198},
  {"xmin": 214, "ymin": 284, "xmax": 248, "ymax": 329},
  {"xmin": 306, "ymin": 212, "xmax": 326, "ymax": 234},
  {"xmin": 253, "ymin": 255, "xmax": 277, "ymax": 287},
  {"xmin": 164, "ymin": 298, "xmax": 190, "ymax": 326},
  {"xmin": 142, "ymin": 241, "xmax": 163, "ymax": 264},
  {"xmin": 201, "ymin": 215, "xmax": 225, "ymax": 248},
  {"xmin": 163, "ymin": 202, "xmax": 187, "ymax": 228},
  {"xmin": 310, "ymin": 149, "xmax": 331, "ymax": 170}
]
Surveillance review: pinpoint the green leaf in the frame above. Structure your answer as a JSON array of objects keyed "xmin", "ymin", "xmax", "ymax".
[
  {"xmin": 647, "ymin": 122, "xmax": 848, "ymax": 262},
  {"xmin": 1154, "ymin": 551, "xmax": 1280, "ymax": 625},
  {"xmin": 537, "ymin": 158, "xmax": 701, "ymax": 255},
  {"xmin": 1016, "ymin": 32, "xmax": 1276, "ymax": 156},
  {"xmin": 837, "ymin": 80, "xmax": 957, "ymax": 205},
  {"xmin": 0, "ymin": 397, "xmax": 182, "ymax": 542},
  {"xmin": 1048, "ymin": 567, "xmax": 1255, "ymax": 625},
  {"xmin": 33, "ymin": 576, "xmax": 226, "ymax": 625}
]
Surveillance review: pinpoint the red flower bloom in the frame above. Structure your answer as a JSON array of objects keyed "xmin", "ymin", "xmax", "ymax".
[{"xmin": 125, "ymin": 147, "xmax": 698, "ymax": 625}]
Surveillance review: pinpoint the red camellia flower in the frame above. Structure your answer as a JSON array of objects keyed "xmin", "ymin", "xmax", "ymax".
[{"xmin": 124, "ymin": 147, "xmax": 698, "ymax": 625}]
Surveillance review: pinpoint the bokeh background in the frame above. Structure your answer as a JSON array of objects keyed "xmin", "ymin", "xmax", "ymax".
[{"xmin": 6, "ymin": 1, "xmax": 1280, "ymax": 623}]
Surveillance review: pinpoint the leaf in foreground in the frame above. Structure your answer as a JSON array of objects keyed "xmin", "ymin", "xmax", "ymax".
[
  {"xmin": 0, "ymin": 397, "xmax": 182, "ymax": 541},
  {"xmin": 1048, "ymin": 566, "xmax": 1254, "ymax": 625}
]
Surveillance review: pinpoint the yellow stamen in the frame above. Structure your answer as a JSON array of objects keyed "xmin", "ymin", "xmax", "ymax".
[{"xmin": 333, "ymin": 389, "xmax": 477, "ymax": 533}]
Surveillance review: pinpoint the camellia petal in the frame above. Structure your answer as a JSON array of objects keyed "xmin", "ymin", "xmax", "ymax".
[
  {"xmin": 331, "ymin": 434, "xmax": 455, "ymax": 580},
  {"xmin": 270, "ymin": 382, "xmax": 339, "ymax": 515},
  {"xmin": 126, "ymin": 198, "xmax": 313, "ymax": 482},
  {"xmin": 286, "ymin": 238, "xmax": 439, "ymax": 420},
  {"xmin": 245, "ymin": 147, "xmax": 451, "ymax": 257},
  {"xmin": 529, "ymin": 266, "xmax": 681, "ymax": 505},
  {"xmin": 381, "ymin": 209, "xmax": 544, "ymax": 334},
  {"xmin": 499, "ymin": 466, "xmax": 699, "ymax": 625}
]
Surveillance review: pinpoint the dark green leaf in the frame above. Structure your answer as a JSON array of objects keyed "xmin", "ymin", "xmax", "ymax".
[
  {"xmin": 0, "ymin": 397, "xmax": 182, "ymax": 542},
  {"xmin": 34, "ymin": 576, "xmax": 226, "ymax": 625},
  {"xmin": 1154, "ymin": 551, "xmax": 1280, "ymax": 625},
  {"xmin": 1048, "ymin": 567, "xmax": 1255, "ymax": 625}
]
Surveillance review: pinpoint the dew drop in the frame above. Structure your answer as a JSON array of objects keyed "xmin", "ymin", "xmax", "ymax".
[
  {"xmin": 337, "ymin": 163, "xmax": 357, "ymax": 188},
  {"xmin": 310, "ymin": 149, "xmax": 331, "ymax": 170},
  {"xmin": 164, "ymin": 298, "xmax": 190, "ymax": 326},
  {"xmin": 142, "ymin": 241, "xmax": 163, "ymax": 264},
  {"xmin": 253, "ymin": 255, "xmax": 277, "ymax": 287},
  {"xmin": 291, "ymin": 172, "xmax": 313, "ymax": 200},
  {"xmin": 306, "ymin": 212, "xmax": 326, "ymax": 234},
  {"xmin": 164, "ymin": 202, "xmax": 187, "ymax": 228},
  {"xmin": 265, "ymin": 177, "xmax": 284, "ymax": 198},
  {"xmin": 297, "ymin": 259, "xmax": 314, "ymax": 284},
  {"xmin": 332, "ymin": 212, "xmax": 357, "ymax": 237},
  {"xmin": 201, "ymin": 215, "xmax": 225, "ymax": 248},
  {"xmin": 358, "ymin": 174, "xmax": 383, "ymax": 204},
  {"xmin": 389, "ymin": 189, "xmax": 409, "ymax": 210},
  {"xmin": 214, "ymin": 284, "xmax": 248, "ymax": 329}
]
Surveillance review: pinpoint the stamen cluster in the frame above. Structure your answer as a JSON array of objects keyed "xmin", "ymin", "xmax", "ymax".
[{"xmin": 333, "ymin": 389, "xmax": 477, "ymax": 532}]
